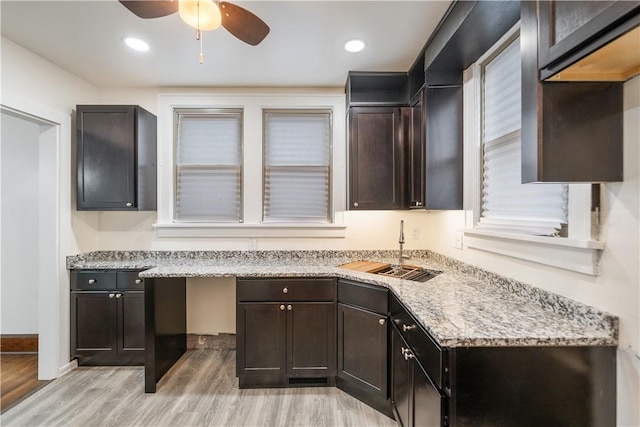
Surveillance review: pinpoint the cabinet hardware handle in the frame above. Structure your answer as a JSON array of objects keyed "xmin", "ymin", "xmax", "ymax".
[
  {"xmin": 287, "ymin": 305, "xmax": 292, "ymax": 311},
  {"xmin": 115, "ymin": 293, "xmax": 122, "ymax": 299},
  {"xmin": 280, "ymin": 305, "xmax": 285, "ymax": 311},
  {"xmin": 402, "ymin": 324, "xmax": 416, "ymax": 332},
  {"xmin": 126, "ymin": 202, "xmax": 132, "ymax": 207},
  {"xmin": 88, "ymin": 279, "xmax": 96, "ymax": 284},
  {"xmin": 404, "ymin": 351, "xmax": 415, "ymax": 361},
  {"xmin": 379, "ymin": 318, "xmax": 386, "ymax": 325},
  {"xmin": 282, "ymin": 287, "xmax": 288, "ymax": 294},
  {"xmin": 416, "ymin": 201, "xmax": 423, "ymax": 206},
  {"xmin": 353, "ymin": 202, "xmax": 359, "ymax": 207},
  {"xmin": 135, "ymin": 279, "xmax": 142, "ymax": 284},
  {"xmin": 108, "ymin": 293, "xmax": 115, "ymax": 299},
  {"xmin": 401, "ymin": 347, "xmax": 408, "ymax": 355}
]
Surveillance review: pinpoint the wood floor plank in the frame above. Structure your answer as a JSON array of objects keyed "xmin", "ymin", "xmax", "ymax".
[
  {"xmin": 2, "ymin": 350, "xmax": 396, "ymax": 426},
  {"xmin": 1, "ymin": 354, "xmax": 49, "ymax": 413}
]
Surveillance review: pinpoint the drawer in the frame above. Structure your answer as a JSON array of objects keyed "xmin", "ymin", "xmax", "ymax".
[
  {"xmin": 412, "ymin": 324, "xmax": 444, "ymax": 390},
  {"xmin": 390, "ymin": 292, "xmax": 444, "ymax": 389},
  {"xmin": 237, "ymin": 278, "xmax": 335, "ymax": 302},
  {"xmin": 117, "ymin": 271, "xmax": 145, "ymax": 290},
  {"xmin": 71, "ymin": 271, "xmax": 117, "ymax": 290},
  {"xmin": 338, "ymin": 279, "xmax": 387, "ymax": 314}
]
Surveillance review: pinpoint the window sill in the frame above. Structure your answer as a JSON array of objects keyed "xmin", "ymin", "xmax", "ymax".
[
  {"xmin": 462, "ymin": 229, "xmax": 604, "ymax": 275},
  {"xmin": 153, "ymin": 222, "xmax": 347, "ymax": 238}
]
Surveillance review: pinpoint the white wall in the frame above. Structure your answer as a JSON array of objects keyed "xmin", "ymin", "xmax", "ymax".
[
  {"xmin": 423, "ymin": 76, "xmax": 640, "ymax": 426},
  {"xmin": 1, "ymin": 112, "xmax": 41, "ymax": 334}
]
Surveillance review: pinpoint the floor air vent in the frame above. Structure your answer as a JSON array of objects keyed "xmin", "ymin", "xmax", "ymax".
[{"xmin": 288, "ymin": 377, "xmax": 329, "ymax": 385}]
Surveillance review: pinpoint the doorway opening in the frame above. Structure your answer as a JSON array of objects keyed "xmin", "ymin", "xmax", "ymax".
[{"xmin": 1, "ymin": 108, "xmax": 60, "ymax": 412}]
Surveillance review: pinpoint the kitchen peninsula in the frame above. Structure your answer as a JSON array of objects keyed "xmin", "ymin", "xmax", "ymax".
[{"xmin": 67, "ymin": 249, "xmax": 618, "ymax": 426}]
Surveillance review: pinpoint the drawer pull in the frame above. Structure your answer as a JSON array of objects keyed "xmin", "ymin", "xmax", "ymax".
[
  {"xmin": 379, "ymin": 318, "xmax": 386, "ymax": 325},
  {"xmin": 108, "ymin": 293, "xmax": 115, "ymax": 299},
  {"xmin": 115, "ymin": 293, "xmax": 122, "ymax": 299},
  {"xmin": 402, "ymin": 324, "xmax": 416, "ymax": 332},
  {"xmin": 135, "ymin": 279, "xmax": 143, "ymax": 284},
  {"xmin": 88, "ymin": 279, "xmax": 96, "ymax": 284},
  {"xmin": 287, "ymin": 305, "xmax": 292, "ymax": 311},
  {"xmin": 404, "ymin": 350, "xmax": 415, "ymax": 360},
  {"xmin": 280, "ymin": 305, "xmax": 285, "ymax": 311},
  {"xmin": 282, "ymin": 287, "xmax": 288, "ymax": 294}
]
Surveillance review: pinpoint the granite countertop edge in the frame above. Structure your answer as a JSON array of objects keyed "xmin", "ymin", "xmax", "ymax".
[{"xmin": 66, "ymin": 250, "xmax": 618, "ymax": 348}]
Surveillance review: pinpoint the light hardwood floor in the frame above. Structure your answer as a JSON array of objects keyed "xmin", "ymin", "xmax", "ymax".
[
  {"xmin": 1, "ymin": 350, "xmax": 398, "ymax": 427},
  {"xmin": 1, "ymin": 354, "xmax": 49, "ymax": 414}
]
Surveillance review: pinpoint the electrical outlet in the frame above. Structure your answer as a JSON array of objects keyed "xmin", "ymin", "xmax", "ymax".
[
  {"xmin": 412, "ymin": 227, "xmax": 420, "ymax": 240},
  {"xmin": 454, "ymin": 232, "xmax": 463, "ymax": 250},
  {"xmin": 248, "ymin": 238, "xmax": 257, "ymax": 250}
]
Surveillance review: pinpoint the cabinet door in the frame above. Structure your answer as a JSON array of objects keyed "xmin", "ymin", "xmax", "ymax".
[
  {"xmin": 237, "ymin": 302, "xmax": 287, "ymax": 387},
  {"xmin": 391, "ymin": 325, "xmax": 411, "ymax": 427},
  {"xmin": 337, "ymin": 303, "xmax": 387, "ymax": 397},
  {"xmin": 116, "ymin": 291, "xmax": 145, "ymax": 365},
  {"xmin": 408, "ymin": 94, "xmax": 425, "ymax": 208},
  {"xmin": 349, "ymin": 107, "xmax": 407, "ymax": 210},
  {"xmin": 413, "ymin": 363, "xmax": 444, "ymax": 427},
  {"xmin": 70, "ymin": 292, "xmax": 117, "ymax": 365},
  {"xmin": 537, "ymin": 1, "xmax": 640, "ymax": 70},
  {"xmin": 424, "ymin": 86, "xmax": 463, "ymax": 210},
  {"xmin": 287, "ymin": 302, "xmax": 335, "ymax": 379},
  {"xmin": 76, "ymin": 105, "xmax": 136, "ymax": 210}
]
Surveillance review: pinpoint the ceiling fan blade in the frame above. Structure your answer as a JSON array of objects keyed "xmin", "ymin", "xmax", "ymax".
[
  {"xmin": 220, "ymin": 1, "xmax": 270, "ymax": 46},
  {"xmin": 119, "ymin": 1, "xmax": 178, "ymax": 19}
]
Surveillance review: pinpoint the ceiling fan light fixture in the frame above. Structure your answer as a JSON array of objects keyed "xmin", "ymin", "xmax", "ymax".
[
  {"xmin": 122, "ymin": 36, "xmax": 150, "ymax": 52},
  {"xmin": 344, "ymin": 39, "xmax": 366, "ymax": 53},
  {"xmin": 179, "ymin": 0, "xmax": 222, "ymax": 31}
]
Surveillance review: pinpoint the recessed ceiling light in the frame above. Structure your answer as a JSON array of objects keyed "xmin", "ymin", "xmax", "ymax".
[
  {"xmin": 344, "ymin": 39, "xmax": 366, "ymax": 53},
  {"xmin": 123, "ymin": 36, "xmax": 150, "ymax": 52}
]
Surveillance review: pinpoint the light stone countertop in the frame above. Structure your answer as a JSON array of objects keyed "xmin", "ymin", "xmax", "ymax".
[{"xmin": 67, "ymin": 250, "xmax": 618, "ymax": 348}]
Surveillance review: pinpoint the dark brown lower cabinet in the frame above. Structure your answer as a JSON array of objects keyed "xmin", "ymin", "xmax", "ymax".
[
  {"xmin": 70, "ymin": 269, "xmax": 145, "ymax": 366},
  {"xmin": 70, "ymin": 291, "xmax": 144, "ymax": 366},
  {"xmin": 236, "ymin": 278, "xmax": 336, "ymax": 388},
  {"xmin": 336, "ymin": 279, "xmax": 391, "ymax": 417},
  {"xmin": 391, "ymin": 324, "xmax": 443, "ymax": 427}
]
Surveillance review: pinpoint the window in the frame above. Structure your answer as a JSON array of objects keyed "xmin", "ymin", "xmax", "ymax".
[
  {"xmin": 478, "ymin": 35, "xmax": 568, "ymax": 237},
  {"xmin": 263, "ymin": 110, "xmax": 332, "ymax": 223},
  {"xmin": 174, "ymin": 109, "xmax": 243, "ymax": 222},
  {"xmin": 462, "ymin": 25, "xmax": 603, "ymax": 275}
]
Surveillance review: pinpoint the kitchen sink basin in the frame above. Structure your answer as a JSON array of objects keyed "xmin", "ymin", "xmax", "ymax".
[
  {"xmin": 376, "ymin": 265, "xmax": 441, "ymax": 282},
  {"xmin": 338, "ymin": 260, "xmax": 441, "ymax": 282}
]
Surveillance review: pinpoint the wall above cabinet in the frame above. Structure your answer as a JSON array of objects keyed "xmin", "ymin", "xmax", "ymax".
[{"xmin": 76, "ymin": 105, "xmax": 157, "ymax": 211}]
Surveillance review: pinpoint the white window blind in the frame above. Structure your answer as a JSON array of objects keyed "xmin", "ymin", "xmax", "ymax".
[
  {"xmin": 263, "ymin": 111, "xmax": 331, "ymax": 223},
  {"xmin": 174, "ymin": 109, "xmax": 242, "ymax": 222},
  {"xmin": 478, "ymin": 37, "xmax": 568, "ymax": 236}
]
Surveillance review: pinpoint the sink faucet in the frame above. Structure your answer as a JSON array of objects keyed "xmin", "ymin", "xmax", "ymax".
[{"xmin": 398, "ymin": 220, "xmax": 409, "ymax": 265}]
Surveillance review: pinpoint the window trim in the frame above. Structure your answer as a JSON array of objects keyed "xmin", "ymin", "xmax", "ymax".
[
  {"xmin": 462, "ymin": 23, "xmax": 604, "ymax": 275},
  {"xmin": 154, "ymin": 90, "xmax": 347, "ymax": 239},
  {"xmin": 262, "ymin": 108, "xmax": 333, "ymax": 224}
]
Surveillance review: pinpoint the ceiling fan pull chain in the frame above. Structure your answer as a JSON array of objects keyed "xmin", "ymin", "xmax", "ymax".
[
  {"xmin": 199, "ymin": 33, "xmax": 205, "ymax": 64},
  {"xmin": 197, "ymin": 0, "xmax": 204, "ymax": 64}
]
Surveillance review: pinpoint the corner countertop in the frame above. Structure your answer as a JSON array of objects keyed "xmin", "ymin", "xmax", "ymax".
[{"xmin": 67, "ymin": 250, "xmax": 618, "ymax": 348}]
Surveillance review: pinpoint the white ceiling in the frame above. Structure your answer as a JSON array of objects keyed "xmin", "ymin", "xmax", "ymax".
[{"xmin": 0, "ymin": 0, "xmax": 450, "ymax": 88}]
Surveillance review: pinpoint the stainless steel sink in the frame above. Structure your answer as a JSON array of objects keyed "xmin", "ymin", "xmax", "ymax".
[{"xmin": 376, "ymin": 265, "xmax": 441, "ymax": 282}]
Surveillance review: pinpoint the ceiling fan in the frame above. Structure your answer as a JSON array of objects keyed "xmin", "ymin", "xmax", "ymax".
[{"xmin": 120, "ymin": 0, "xmax": 269, "ymax": 63}]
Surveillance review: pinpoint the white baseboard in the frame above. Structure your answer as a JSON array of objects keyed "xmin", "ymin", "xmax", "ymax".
[{"xmin": 58, "ymin": 359, "xmax": 78, "ymax": 377}]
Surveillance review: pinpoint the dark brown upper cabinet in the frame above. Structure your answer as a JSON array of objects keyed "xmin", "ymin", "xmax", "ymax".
[
  {"xmin": 346, "ymin": 72, "xmax": 409, "ymax": 107},
  {"xmin": 536, "ymin": 0, "xmax": 640, "ymax": 81},
  {"xmin": 76, "ymin": 105, "xmax": 157, "ymax": 211},
  {"xmin": 348, "ymin": 106, "xmax": 408, "ymax": 210},
  {"xmin": 407, "ymin": 92, "xmax": 425, "ymax": 209},
  {"xmin": 521, "ymin": 1, "xmax": 624, "ymax": 183},
  {"xmin": 424, "ymin": 85, "xmax": 463, "ymax": 210}
]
